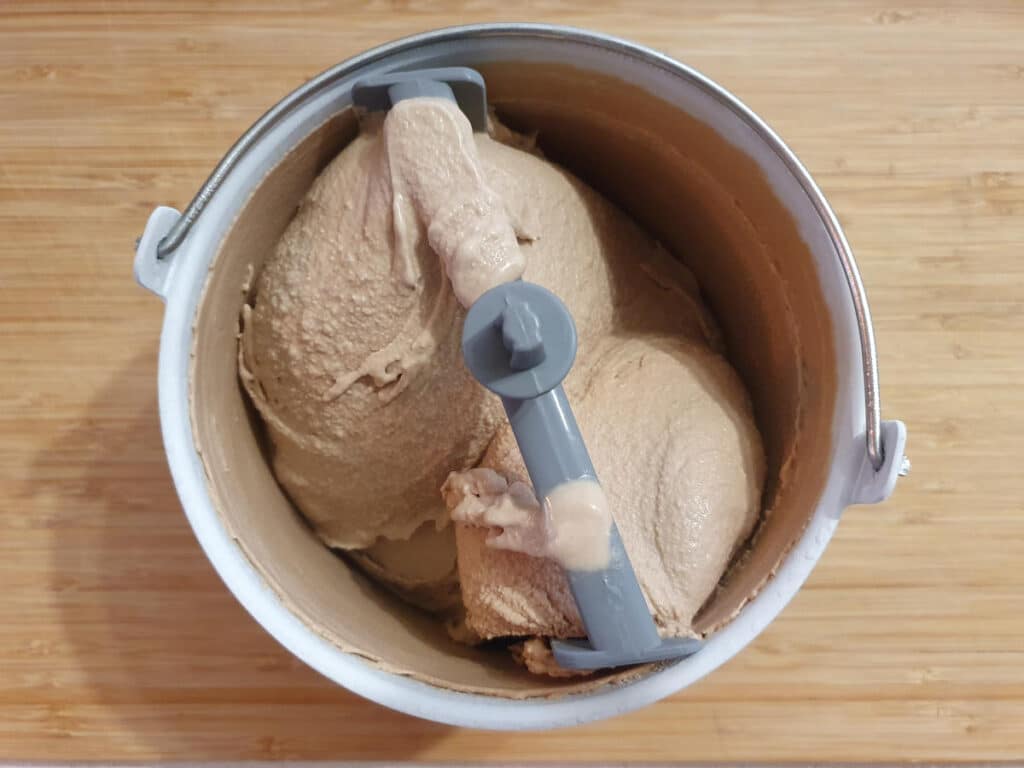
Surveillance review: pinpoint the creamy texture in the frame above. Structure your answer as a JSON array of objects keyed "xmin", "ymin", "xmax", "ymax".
[
  {"xmin": 241, "ymin": 97, "xmax": 711, "ymax": 551},
  {"xmin": 383, "ymin": 99, "xmax": 525, "ymax": 307},
  {"xmin": 442, "ymin": 468, "xmax": 541, "ymax": 544},
  {"xmin": 346, "ymin": 523, "xmax": 460, "ymax": 613},
  {"xmin": 241, "ymin": 95, "xmax": 764, "ymax": 677},
  {"xmin": 511, "ymin": 637, "xmax": 591, "ymax": 678},
  {"xmin": 447, "ymin": 472, "xmax": 612, "ymax": 572},
  {"xmin": 447, "ymin": 335, "xmax": 765, "ymax": 642},
  {"xmin": 543, "ymin": 481, "xmax": 612, "ymax": 571}
]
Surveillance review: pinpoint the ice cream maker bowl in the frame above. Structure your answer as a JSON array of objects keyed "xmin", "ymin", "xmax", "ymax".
[{"xmin": 133, "ymin": 23, "xmax": 907, "ymax": 729}]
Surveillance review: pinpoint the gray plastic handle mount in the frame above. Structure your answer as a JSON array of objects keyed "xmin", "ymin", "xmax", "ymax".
[{"xmin": 351, "ymin": 66, "xmax": 487, "ymax": 132}]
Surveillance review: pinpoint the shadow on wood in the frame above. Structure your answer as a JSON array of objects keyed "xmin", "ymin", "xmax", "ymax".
[{"xmin": 35, "ymin": 351, "xmax": 452, "ymax": 759}]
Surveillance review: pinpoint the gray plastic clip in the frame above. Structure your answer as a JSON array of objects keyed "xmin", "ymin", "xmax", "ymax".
[
  {"xmin": 351, "ymin": 66, "xmax": 488, "ymax": 132},
  {"xmin": 463, "ymin": 282, "xmax": 702, "ymax": 670}
]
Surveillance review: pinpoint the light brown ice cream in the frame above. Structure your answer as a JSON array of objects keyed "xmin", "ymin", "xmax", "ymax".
[
  {"xmin": 381, "ymin": 99, "xmax": 525, "ymax": 308},
  {"xmin": 346, "ymin": 522, "xmax": 461, "ymax": 613},
  {"xmin": 240, "ymin": 98, "xmax": 712, "ymax": 551},
  {"xmin": 511, "ymin": 637, "xmax": 590, "ymax": 678},
  {"xmin": 446, "ymin": 335, "xmax": 764, "ymax": 642},
  {"xmin": 240, "ymin": 95, "xmax": 763, "ymax": 676}
]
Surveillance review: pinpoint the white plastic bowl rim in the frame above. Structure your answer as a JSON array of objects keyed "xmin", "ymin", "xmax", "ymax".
[{"xmin": 133, "ymin": 23, "xmax": 907, "ymax": 730}]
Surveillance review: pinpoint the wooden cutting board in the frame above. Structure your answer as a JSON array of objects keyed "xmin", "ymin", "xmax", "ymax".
[{"xmin": 2, "ymin": 0, "xmax": 1022, "ymax": 762}]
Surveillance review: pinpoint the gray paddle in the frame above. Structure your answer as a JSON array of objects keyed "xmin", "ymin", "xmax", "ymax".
[{"xmin": 352, "ymin": 67, "xmax": 701, "ymax": 670}]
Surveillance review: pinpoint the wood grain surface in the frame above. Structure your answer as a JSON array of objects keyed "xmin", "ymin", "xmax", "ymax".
[{"xmin": 2, "ymin": 0, "xmax": 1022, "ymax": 762}]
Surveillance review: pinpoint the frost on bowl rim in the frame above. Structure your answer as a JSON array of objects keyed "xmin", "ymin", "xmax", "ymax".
[{"xmin": 133, "ymin": 23, "xmax": 907, "ymax": 729}]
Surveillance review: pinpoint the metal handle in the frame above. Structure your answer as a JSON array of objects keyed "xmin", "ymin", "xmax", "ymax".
[
  {"xmin": 141, "ymin": 23, "xmax": 898, "ymax": 478},
  {"xmin": 153, "ymin": 40, "xmax": 405, "ymax": 260}
]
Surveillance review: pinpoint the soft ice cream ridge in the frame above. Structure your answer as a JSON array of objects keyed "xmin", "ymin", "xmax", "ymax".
[{"xmin": 444, "ymin": 471, "xmax": 613, "ymax": 572}]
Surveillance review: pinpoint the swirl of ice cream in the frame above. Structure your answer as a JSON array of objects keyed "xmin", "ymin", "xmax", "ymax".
[{"xmin": 240, "ymin": 97, "xmax": 710, "ymax": 552}]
